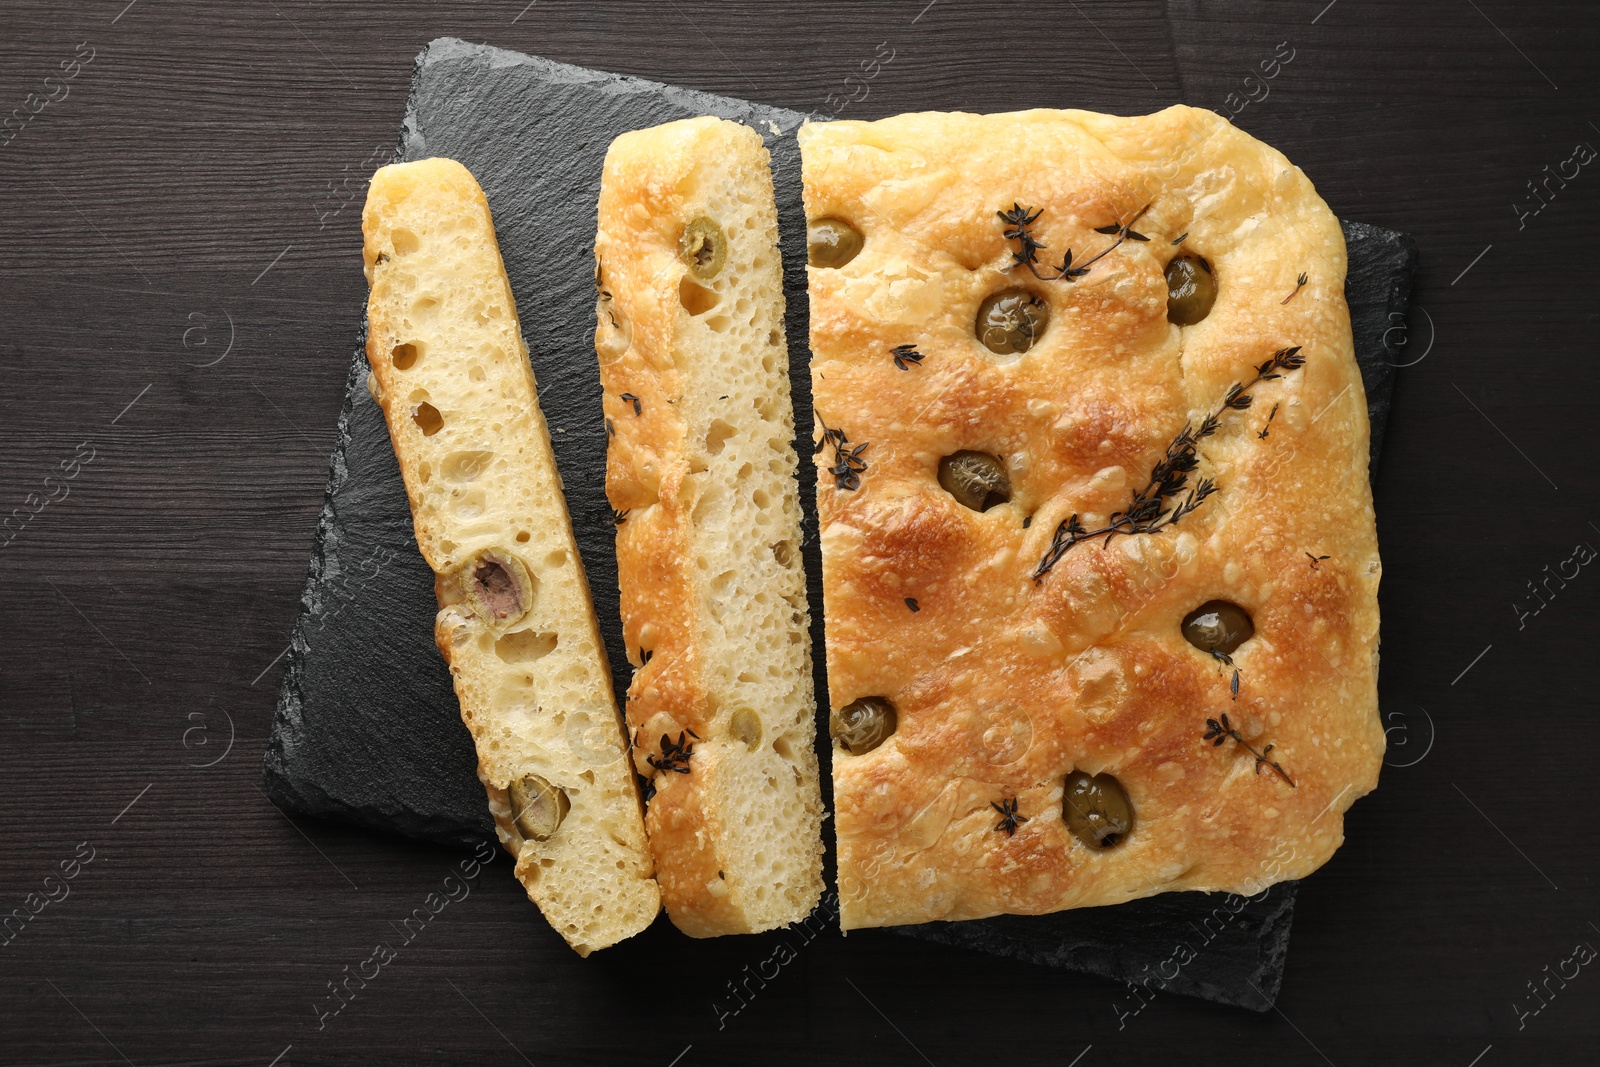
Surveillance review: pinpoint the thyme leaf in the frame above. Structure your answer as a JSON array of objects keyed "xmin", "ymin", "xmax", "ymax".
[
  {"xmin": 646, "ymin": 730, "xmax": 699, "ymax": 775},
  {"xmin": 992, "ymin": 797, "xmax": 1029, "ymax": 836},
  {"xmin": 816, "ymin": 415, "xmax": 869, "ymax": 491},
  {"xmin": 891, "ymin": 343, "xmax": 926, "ymax": 371}
]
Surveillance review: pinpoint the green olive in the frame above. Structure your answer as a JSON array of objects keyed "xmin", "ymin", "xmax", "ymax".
[
  {"xmin": 976, "ymin": 289, "xmax": 1049, "ymax": 355},
  {"xmin": 1165, "ymin": 255, "xmax": 1216, "ymax": 325},
  {"xmin": 1181, "ymin": 600, "xmax": 1254, "ymax": 655},
  {"xmin": 509, "ymin": 774, "xmax": 569, "ymax": 840},
  {"xmin": 938, "ymin": 451, "xmax": 1011, "ymax": 512},
  {"xmin": 831, "ymin": 696, "xmax": 896, "ymax": 754},
  {"xmin": 1062, "ymin": 771, "xmax": 1133, "ymax": 849},
  {"xmin": 807, "ymin": 217, "xmax": 863, "ymax": 268},
  {"xmin": 728, "ymin": 707, "xmax": 763, "ymax": 750},
  {"xmin": 680, "ymin": 216, "xmax": 727, "ymax": 280},
  {"xmin": 463, "ymin": 548, "xmax": 535, "ymax": 629}
]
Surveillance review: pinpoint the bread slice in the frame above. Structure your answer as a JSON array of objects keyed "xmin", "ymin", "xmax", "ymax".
[
  {"xmin": 362, "ymin": 157, "xmax": 659, "ymax": 955},
  {"xmin": 800, "ymin": 108, "xmax": 1382, "ymax": 930},
  {"xmin": 594, "ymin": 117, "xmax": 824, "ymax": 936}
]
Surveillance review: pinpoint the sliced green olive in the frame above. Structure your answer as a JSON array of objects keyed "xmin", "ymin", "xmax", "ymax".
[
  {"xmin": 680, "ymin": 216, "xmax": 726, "ymax": 280},
  {"xmin": 831, "ymin": 696, "xmax": 896, "ymax": 755},
  {"xmin": 938, "ymin": 451, "xmax": 1011, "ymax": 512},
  {"xmin": 509, "ymin": 774, "xmax": 569, "ymax": 840},
  {"xmin": 807, "ymin": 217, "xmax": 863, "ymax": 268},
  {"xmin": 1165, "ymin": 255, "xmax": 1216, "ymax": 325},
  {"xmin": 976, "ymin": 289, "xmax": 1049, "ymax": 355},
  {"xmin": 1062, "ymin": 771, "xmax": 1133, "ymax": 849},
  {"xmin": 463, "ymin": 548, "xmax": 535, "ymax": 628},
  {"xmin": 728, "ymin": 707, "xmax": 762, "ymax": 750},
  {"xmin": 1181, "ymin": 600, "xmax": 1254, "ymax": 655}
]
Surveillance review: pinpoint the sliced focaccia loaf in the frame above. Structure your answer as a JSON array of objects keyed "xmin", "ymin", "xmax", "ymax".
[
  {"xmin": 362, "ymin": 157, "xmax": 659, "ymax": 955},
  {"xmin": 595, "ymin": 117, "xmax": 824, "ymax": 937},
  {"xmin": 801, "ymin": 108, "xmax": 1382, "ymax": 930}
]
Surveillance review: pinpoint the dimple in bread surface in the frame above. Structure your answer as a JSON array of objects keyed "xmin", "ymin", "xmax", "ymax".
[
  {"xmin": 596, "ymin": 117, "xmax": 824, "ymax": 937},
  {"xmin": 800, "ymin": 107, "xmax": 1383, "ymax": 931},
  {"xmin": 362, "ymin": 157, "xmax": 659, "ymax": 955}
]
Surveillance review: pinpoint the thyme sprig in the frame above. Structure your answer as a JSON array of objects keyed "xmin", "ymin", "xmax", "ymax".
[
  {"xmin": 815, "ymin": 416, "xmax": 869, "ymax": 491},
  {"xmin": 991, "ymin": 797, "xmax": 1029, "ymax": 836},
  {"xmin": 891, "ymin": 344, "xmax": 925, "ymax": 371},
  {"xmin": 998, "ymin": 203, "xmax": 1151, "ymax": 283},
  {"xmin": 1203, "ymin": 713, "xmax": 1295, "ymax": 787},
  {"xmin": 1281, "ymin": 271, "xmax": 1309, "ymax": 305},
  {"xmin": 1033, "ymin": 346, "xmax": 1305, "ymax": 581},
  {"xmin": 1053, "ymin": 202, "xmax": 1151, "ymax": 281}
]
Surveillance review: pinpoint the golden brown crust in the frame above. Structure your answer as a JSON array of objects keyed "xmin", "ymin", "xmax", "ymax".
[{"xmin": 801, "ymin": 107, "xmax": 1383, "ymax": 930}]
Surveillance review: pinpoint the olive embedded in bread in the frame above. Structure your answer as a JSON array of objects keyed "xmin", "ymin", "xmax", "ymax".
[
  {"xmin": 463, "ymin": 548, "xmax": 535, "ymax": 628},
  {"xmin": 807, "ymin": 218, "xmax": 863, "ymax": 268},
  {"xmin": 728, "ymin": 707, "xmax": 763, "ymax": 750},
  {"xmin": 976, "ymin": 289, "xmax": 1049, "ymax": 354},
  {"xmin": 510, "ymin": 774, "xmax": 570, "ymax": 840},
  {"xmin": 1165, "ymin": 255, "xmax": 1216, "ymax": 325},
  {"xmin": 1062, "ymin": 771, "xmax": 1133, "ymax": 849},
  {"xmin": 1181, "ymin": 600, "xmax": 1254, "ymax": 655},
  {"xmin": 937, "ymin": 451, "xmax": 1011, "ymax": 512},
  {"xmin": 680, "ymin": 217, "xmax": 727, "ymax": 280},
  {"xmin": 831, "ymin": 697, "xmax": 896, "ymax": 754}
]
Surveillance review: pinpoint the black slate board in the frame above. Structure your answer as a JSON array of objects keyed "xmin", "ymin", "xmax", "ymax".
[{"xmin": 263, "ymin": 37, "xmax": 1417, "ymax": 1012}]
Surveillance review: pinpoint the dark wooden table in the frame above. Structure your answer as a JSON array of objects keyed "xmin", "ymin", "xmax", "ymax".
[{"xmin": 2, "ymin": 2, "xmax": 1595, "ymax": 1064}]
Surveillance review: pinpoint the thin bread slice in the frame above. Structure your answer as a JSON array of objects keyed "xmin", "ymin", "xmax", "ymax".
[
  {"xmin": 594, "ymin": 117, "xmax": 824, "ymax": 936},
  {"xmin": 362, "ymin": 157, "xmax": 659, "ymax": 955}
]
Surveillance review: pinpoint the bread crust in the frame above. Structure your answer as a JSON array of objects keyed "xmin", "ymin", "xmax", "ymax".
[
  {"xmin": 800, "ymin": 107, "xmax": 1383, "ymax": 930},
  {"xmin": 363, "ymin": 157, "xmax": 659, "ymax": 954},
  {"xmin": 597, "ymin": 118, "xmax": 824, "ymax": 936}
]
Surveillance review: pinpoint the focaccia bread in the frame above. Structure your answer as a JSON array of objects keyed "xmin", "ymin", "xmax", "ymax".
[
  {"xmin": 362, "ymin": 157, "xmax": 659, "ymax": 955},
  {"xmin": 595, "ymin": 117, "xmax": 824, "ymax": 937},
  {"xmin": 800, "ymin": 107, "xmax": 1383, "ymax": 931}
]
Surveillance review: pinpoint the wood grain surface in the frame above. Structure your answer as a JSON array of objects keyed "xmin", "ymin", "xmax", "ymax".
[{"xmin": 0, "ymin": 2, "xmax": 1595, "ymax": 1064}]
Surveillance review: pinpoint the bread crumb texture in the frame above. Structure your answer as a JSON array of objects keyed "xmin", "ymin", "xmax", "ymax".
[
  {"xmin": 363, "ymin": 157, "xmax": 659, "ymax": 955},
  {"xmin": 801, "ymin": 107, "xmax": 1383, "ymax": 930},
  {"xmin": 596, "ymin": 117, "xmax": 824, "ymax": 937}
]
